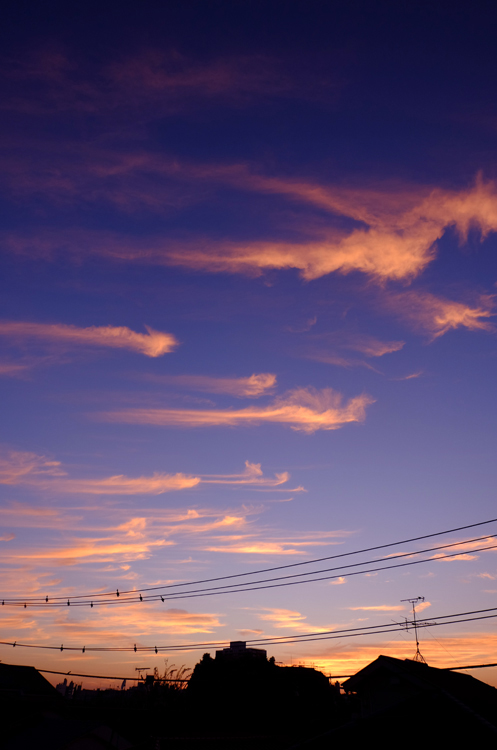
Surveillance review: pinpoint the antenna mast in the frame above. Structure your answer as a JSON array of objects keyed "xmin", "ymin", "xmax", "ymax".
[{"xmin": 401, "ymin": 596, "xmax": 427, "ymax": 663}]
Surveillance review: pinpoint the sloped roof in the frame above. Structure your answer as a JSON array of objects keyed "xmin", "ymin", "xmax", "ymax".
[
  {"xmin": 343, "ymin": 654, "xmax": 497, "ymax": 726},
  {"xmin": 0, "ymin": 662, "xmax": 59, "ymax": 697}
]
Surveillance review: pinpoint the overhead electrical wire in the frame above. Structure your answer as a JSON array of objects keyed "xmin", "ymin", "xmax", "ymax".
[
  {"xmin": 18, "ymin": 660, "xmax": 497, "ymax": 684},
  {"xmin": 5, "ymin": 661, "xmax": 495, "ymax": 685},
  {"xmin": 2, "ymin": 606, "xmax": 497, "ymax": 653},
  {"xmin": 2, "ymin": 536, "xmax": 496, "ymax": 607},
  {"xmin": 2, "ymin": 516, "xmax": 497, "ymax": 606}
]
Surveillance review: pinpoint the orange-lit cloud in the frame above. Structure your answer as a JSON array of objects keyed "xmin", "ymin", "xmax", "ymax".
[
  {"xmin": 138, "ymin": 171, "xmax": 497, "ymax": 283},
  {"xmin": 7, "ymin": 538, "xmax": 173, "ymax": 565},
  {"xmin": 0, "ymin": 450, "xmax": 295, "ymax": 494},
  {"xmin": 204, "ymin": 541, "xmax": 307, "ymax": 555},
  {"xmin": 0, "ymin": 449, "xmax": 199, "ymax": 495},
  {"xmin": 256, "ymin": 607, "xmax": 332, "ymax": 633},
  {"xmin": 0, "ymin": 321, "xmax": 178, "ymax": 357},
  {"xmin": 348, "ymin": 604, "xmax": 406, "ymax": 612},
  {"xmin": 0, "ymin": 602, "xmax": 224, "ymax": 652},
  {"xmin": 429, "ymin": 537, "xmax": 497, "ymax": 561},
  {"xmin": 52, "ymin": 473, "xmax": 201, "ymax": 495},
  {"xmin": 383, "ymin": 290, "xmax": 495, "ymax": 338},
  {"xmin": 305, "ymin": 332, "xmax": 404, "ymax": 370},
  {"xmin": 0, "ymin": 502, "xmax": 349, "ymax": 570},
  {"xmin": 144, "ymin": 372, "xmax": 277, "ymax": 397},
  {"xmin": 337, "ymin": 334, "xmax": 404, "ymax": 357},
  {"xmin": 202, "ymin": 529, "xmax": 353, "ymax": 555},
  {"xmin": 0, "ymin": 450, "xmax": 65, "ymax": 484},
  {"xmin": 392, "ymin": 371, "xmax": 424, "ymax": 381},
  {"xmin": 296, "ymin": 632, "xmax": 497, "ymax": 678},
  {"xmin": 100, "ymin": 386, "xmax": 374, "ymax": 433},
  {"xmin": 5, "ymin": 145, "xmax": 497, "ymax": 288},
  {"xmin": 200, "ymin": 460, "xmax": 291, "ymax": 488}
]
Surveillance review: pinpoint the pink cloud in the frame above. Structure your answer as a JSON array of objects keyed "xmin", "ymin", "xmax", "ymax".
[
  {"xmin": 200, "ymin": 460, "xmax": 291, "ymax": 488},
  {"xmin": 383, "ymin": 290, "xmax": 495, "ymax": 338},
  {"xmin": 0, "ymin": 449, "xmax": 199, "ymax": 495},
  {"xmin": 256, "ymin": 607, "xmax": 332, "ymax": 633},
  {"xmin": 4, "ymin": 148, "xmax": 497, "ymax": 288},
  {"xmin": 51, "ymin": 473, "xmax": 200, "ymax": 495},
  {"xmin": 0, "ymin": 449, "xmax": 294, "ymax": 495},
  {"xmin": 0, "ymin": 450, "xmax": 65, "ymax": 485},
  {"xmin": 304, "ymin": 332, "xmax": 404, "ymax": 370},
  {"xmin": 348, "ymin": 604, "xmax": 408, "ymax": 612},
  {"xmin": 0, "ymin": 321, "xmax": 178, "ymax": 357},
  {"xmin": 99, "ymin": 386, "xmax": 374, "ymax": 433}
]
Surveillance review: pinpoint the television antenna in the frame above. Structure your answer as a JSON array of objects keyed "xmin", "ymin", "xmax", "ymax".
[{"xmin": 401, "ymin": 596, "xmax": 430, "ymax": 664}]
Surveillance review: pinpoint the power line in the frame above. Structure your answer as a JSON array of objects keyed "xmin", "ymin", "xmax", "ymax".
[
  {"xmin": 2, "ymin": 606, "xmax": 497, "ymax": 653},
  {"xmin": 35, "ymin": 667, "xmax": 188, "ymax": 682},
  {"xmin": 3, "ymin": 516, "xmax": 497, "ymax": 605},
  {"xmin": 327, "ymin": 662, "xmax": 497, "ymax": 679},
  {"xmin": 2, "ymin": 535, "xmax": 496, "ymax": 607},
  {"xmin": 13, "ymin": 660, "xmax": 497, "ymax": 685}
]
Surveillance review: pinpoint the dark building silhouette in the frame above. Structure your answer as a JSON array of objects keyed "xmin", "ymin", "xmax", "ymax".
[
  {"xmin": 293, "ymin": 655, "xmax": 497, "ymax": 748},
  {"xmin": 188, "ymin": 645, "xmax": 333, "ymax": 740},
  {"xmin": 0, "ymin": 662, "xmax": 60, "ymax": 702},
  {"xmin": 342, "ymin": 654, "xmax": 497, "ymax": 724},
  {"xmin": 215, "ymin": 640, "xmax": 267, "ymax": 662}
]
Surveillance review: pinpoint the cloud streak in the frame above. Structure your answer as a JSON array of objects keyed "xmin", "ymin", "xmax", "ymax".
[
  {"xmin": 200, "ymin": 461, "xmax": 292, "ymax": 488},
  {"xmin": 5, "ymin": 149, "xmax": 497, "ymax": 288},
  {"xmin": 144, "ymin": 372, "xmax": 277, "ymax": 397},
  {"xmin": 1, "ymin": 49, "xmax": 297, "ymax": 117},
  {"xmin": 304, "ymin": 332, "xmax": 404, "ymax": 370},
  {"xmin": 0, "ymin": 450, "xmax": 295, "ymax": 495},
  {"xmin": 99, "ymin": 387, "xmax": 374, "ymax": 433},
  {"xmin": 0, "ymin": 321, "xmax": 178, "ymax": 357},
  {"xmin": 383, "ymin": 290, "xmax": 495, "ymax": 338}
]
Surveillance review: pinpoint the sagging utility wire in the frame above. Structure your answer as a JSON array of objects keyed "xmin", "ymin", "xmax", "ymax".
[
  {"xmin": 1, "ymin": 536, "xmax": 496, "ymax": 608},
  {"xmin": 1, "ymin": 606, "xmax": 497, "ymax": 653},
  {"xmin": 2, "ymin": 516, "xmax": 496, "ymax": 606}
]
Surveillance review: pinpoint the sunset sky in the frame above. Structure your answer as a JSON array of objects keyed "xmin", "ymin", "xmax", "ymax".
[{"xmin": 2, "ymin": 1, "xmax": 497, "ymax": 688}]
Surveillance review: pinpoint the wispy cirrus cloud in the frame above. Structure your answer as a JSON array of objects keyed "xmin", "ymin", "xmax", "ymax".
[
  {"xmin": 0, "ymin": 450, "xmax": 65, "ymax": 484},
  {"xmin": 0, "ymin": 502, "xmax": 350, "ymax": 569},
  {"xmin": 99, "ymin": 386, "xmax": 374, "ymax": 433},
  {"xmin": 383, "ymin": 290, "xmax": 495, "ymax": 338},
  {"xmin": 200, "ymin": 460, "xmax": 295, "ymax": 489},
  {"xmin": 348, "ymin": 604, "xmax": 414, "ymax": 612},
  {"xmin": 0, "ymin": 321, "xmax": 178, "ymax": 357},
  {"xmin": 203, "ymin": 529, "xmax": 353, "ymax": 556},
  {"xmin": 49, "ymin": 473, "xmax": 201, "ymax": 495},
  {"xmin": 1, "ymin": 49, "xmax": 298, "ymax": 117},
  {"xmin": 0, "ymin": 450, "xmax": 296, "ymax": 495},
  {"xmin": 0, "ymin": 449, "xmax": 198, "ymax": 495},
  {"xmin": 108, "ymin": 168, "xmax": 497, "ymax": 283},
  {"xmin": 4, "ymin": 148, "xmax": 497, "ymax": 288},
  {"xmin": 0, "ymin": 361, "xmax": 30, "ymax": 377},
  {"xmin": 256, "ymin": 607, "xmax": 332, "ymax": 633},
  {"xmin": 144, "ymin": 372, "xmax": 277, "ymax": 397},
  {"xmin": 305, "ymin": 332, "xmax": 404, "ymax": 370},
  {"xmin": 429, "ymin": 537, "xmax": 497, "ymax": 562}
]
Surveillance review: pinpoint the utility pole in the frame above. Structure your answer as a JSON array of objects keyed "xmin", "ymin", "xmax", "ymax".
[{"xmin": 401, "ymin": 596, "xmax": 428, "ymax": 663}]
